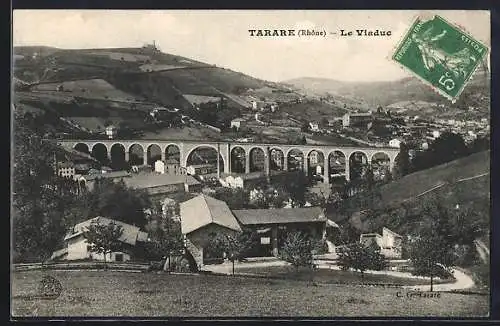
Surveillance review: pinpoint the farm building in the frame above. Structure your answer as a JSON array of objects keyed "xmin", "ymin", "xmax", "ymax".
[
  {"xmin": 180, "ymin": 194, "xmax": 328, "ymax": 267},
  {"xmin": 51, "ymin": 217, "xmax": 149, "ymax": 262},
  {"xmin": 180, "ymin": 195, "xmax": 242, "ymax": 268},
  {"xmin": 186, "ymin": 164, "xmax": 217, "ymax": 176},
  {"xmin": 232, "ymin": 207, "xmax": 327, "ymax": 257},
  {"xmin": 359, "ymin": 227, "xmax": 403, "ymax": 259},
  {"xmin": 154, "ymin": 159, "xmax": 186, "ymax": 175},
  {"xmin": 123, "ymin": 173, "xmax": 202, "ymax": 197}
]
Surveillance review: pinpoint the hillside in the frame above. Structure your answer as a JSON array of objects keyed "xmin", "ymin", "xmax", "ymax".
[
  {"xmin": 10, "ymin": 46, "xmax": 285, "ymax": 139},
  {"xmin": 13, "ymin": 46, "xmax": 304, "ymax": 134},
  {"xmin": 284, "ymin": 65, "xmax": 490, "ymax": 111},
  {"xmin": 331, "ymin": 150, "xmax": 490, "ymax": 241}
]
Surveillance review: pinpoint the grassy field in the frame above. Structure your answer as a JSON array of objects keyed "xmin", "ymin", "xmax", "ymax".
[
  {"xmin": 32, "ymin": 79, "xmax": 142, "ymax": 102},
  {"xmin": 234, "ymin": 265, "xmax": 452, "ymax": 286},
  {"xmin": 11, "ymin": 270, "xmax": 488, "ymax": 317},
  {"xmin": 377, "ymin": 150, "xmax": 490, "ymax": 208}
]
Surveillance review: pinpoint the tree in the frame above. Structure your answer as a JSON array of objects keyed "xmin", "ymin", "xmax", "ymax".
[
  {"xmin": 209, "ymin": 230, "xmax": 258, "ymax": 275},
  {"xmin": 412, "ymin": 132, "xmax": 468, "ymax": 172},
  {"xmin": 88, "ymin": 179, "xmax": 151, "ymax": 228},
  {"xmin": 468, "ymin": 137, "xmax": 489, "ymax": 154},
  {"xmin": 213, "ymin": 188, "xmax": 250, "ymax": 210},
  {"xmin": 337, "ymin": 242, "xmax": 388, "ymax": 282},
  {"xmin": 408, "ymin": 201, "xmax": 456, "ymax": 291},
  {"xmin": 12, "ymin": 111, "xmax": 81, "ymax": 262},
  {"xmin": 364, "ymin": 166, "xmax": 375, "ymax": 192},
  {"xmin": 393, "ymin": 142, "xmax": 410, "ymax": 179},
  {"xmin": 279, "ymin": 232, "xmax": 314, "ymax": 273},
  {"xmin": 280, "ymin": 171, "xmax": 312, "ymax": 207},
  {"xmin": 83, "ymin": 220, "xmax": 124, "ymax": 269}
]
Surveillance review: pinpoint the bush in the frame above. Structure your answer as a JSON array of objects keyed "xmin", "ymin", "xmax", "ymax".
[
  {"xmin": 312, "ymin": 239, "xmax": 329, "ymax": 255},
  {"xmin": 471, "ymin": 264, "xmax": 490, "ymax": 288},
  {"xmin": 279, "ymin": 232, "xmax": 314, "ymax": 272},
  {"xmin": 337, "ymin": 242, "xmax": 388, "ymax": 281}
]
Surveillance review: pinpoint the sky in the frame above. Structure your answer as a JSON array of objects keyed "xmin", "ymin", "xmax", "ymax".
[{"xmin": 13, "ymin": 10, "xmax": 490, "ymax": 82}]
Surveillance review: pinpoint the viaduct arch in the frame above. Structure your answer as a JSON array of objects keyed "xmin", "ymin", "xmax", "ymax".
[{"xmin": 60, "ymin": 139, "xmax": 400, "ymax": 183}]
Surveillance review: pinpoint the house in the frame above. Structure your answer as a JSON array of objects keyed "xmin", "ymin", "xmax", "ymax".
[
  {"xmin": 57, "ymin": 161, "xmax": 75, "ymax": 178},
  {"xmin": 251, "ymin": 101, "xmax": 258, "ymax": 111},
  {"xmin": 232, "ymin": 207, "xmax": 327, "ymax": 257},
  {"xmin": 101, "ymin": 166, "xmax": 113, "ymax": 174},
  {"xmin": 309, "ymin": 151, "xmax": 320, "ymax": 165},
  {"xmin": 309, "ymin": 121, "xmax": 320, "ymax": 132},
  {"xmin": 359, "ymin": 227, "xmax": 403, "ymax": 259},
  {"xmin": 77, "ymin": 171, "xmax": 132, "ymax": 191},
  {"xmin": 186, "ymin": 164, "xmax": 217, "ymax": 176},
  {"xmin": 219, "ymin": 172, "xmax": 266, "ymax": 189},
  {"xmin": 342, "ymin": 112, "xmax": 373, "ymax": 128},
  {"xmin": 328, "ymin": 117, "xmax": 343, "ymax": 127},
  {"xmin": 154, "ymin": 159, "xmax": 186, "ymax": 175},
  {"xmin": 74, "ymin": 163, "xmax": 92, "ymax": 175},
  {"xmin": 131, "ymin": 165, "xmax": 153, "ymax": 174},
  {"xmin": 105, "ymin": 125, "xmax": 118, "ymax": 139},
  {"xmin": 51, "ymin": 217, "xmax": 149, "ymax": 262},
  {"xmin": 161, "ymin": 197, "xmax": 180, "ymax": 221},
  {"xmin": 220, "ymin": 171, "xmax": 288, "ymax": 190},
  {"xmin": 180, "ymin": 195, "xmax": 242, "ymax": 268},
  {"xmin": 230, "ymin": 118, "xmax": 246, "ymax": 131},
  {"xmin": 389, "ymin": 138, "xmax": 401, "ymax": 148},
  {"xmin": 123, "ymin": 173, "xmax": 202, "ymax": 197}
]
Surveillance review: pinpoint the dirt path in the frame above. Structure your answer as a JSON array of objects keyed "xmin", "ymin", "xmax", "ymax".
[
  {"xmin": 203, "ymin": 261, "xmax": 475, "ymax": 292},
  {"xmin": 403, "ymin": 268, "xmax": 475, "ymax": 292}
]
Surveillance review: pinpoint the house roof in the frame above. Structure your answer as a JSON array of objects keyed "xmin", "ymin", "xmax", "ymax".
[
  {"xmin": 232, "ymin": 207, "xmax": 326, "ymax": 225},
  {"xmin": 221, "ymin": 171, "xmax": 286, "ymax": 182},
  {"xmin": 58, "ymin": 161, "xmax": 75, "ymax": 168},
  {"xmin": 64, "ymin": 216, "xmax": 148, "ymax": 246},
  {"xmin": 74, "ymin": 163, "xmax": 91, "ymax": 170},
  {"xmin": 80, "ymin": 171, "xmax": 131, "ymax": 181},
  {"xmin": 382, "ymin": 227, "xmax": 403, "ymax": 238},
  {"xmin": 123, "ymin": 173, "xmax": 200, "ymax": 189},
  {"xmin": 180, "ymin": 194, "xmax": 242, "ymax": 234},
  {"xmin": 188, "ymin": 164, "xmax": 214, "ymax": 169},
  {"xmin": 360, "ymin": 233, "xmax": 382, "ymax": 238},
  {"xmin": 346, "ymin": 112, "xmax": 372, "ymax": 117},
  {"xmin": 326, "ymin": 219, "xmax": 340, "ymax": 228}
]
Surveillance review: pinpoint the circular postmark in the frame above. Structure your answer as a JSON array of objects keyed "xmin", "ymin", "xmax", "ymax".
[{"xmin": 37, "ymin": 275, "xmax": 63, "ymax": 300}]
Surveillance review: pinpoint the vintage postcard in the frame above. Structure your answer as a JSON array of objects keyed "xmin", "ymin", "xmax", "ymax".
[{"xmin": 11, "ymin": 10, "xmax": 491, "ymax": 318}]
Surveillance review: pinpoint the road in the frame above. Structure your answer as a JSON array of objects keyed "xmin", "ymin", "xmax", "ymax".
[
  {"xmin": 403, "ymin": 268, "xmax": 475, "ymax": 292},
  {"xmin": 203, "ymin": 260, "xmax": 476, "ymax": 292}
]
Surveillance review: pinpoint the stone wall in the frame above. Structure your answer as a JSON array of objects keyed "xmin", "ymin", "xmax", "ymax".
[
  {"xmin": 184, "ymin": 224, "xmax": 240, "ymax": 269},
  {"xmin": 185, "ymin": 237, "xmax": 203, "ymax": 270}
]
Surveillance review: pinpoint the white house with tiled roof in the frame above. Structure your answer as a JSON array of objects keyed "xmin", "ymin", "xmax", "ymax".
[{"xmin": 51, "ymin": 217, "xmax": 149, "ymax": 262}]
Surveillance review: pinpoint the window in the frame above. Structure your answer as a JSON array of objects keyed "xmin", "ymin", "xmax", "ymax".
[{"xmin": 115, "ymin": 254, "xmax": 123, "ymax": 262}]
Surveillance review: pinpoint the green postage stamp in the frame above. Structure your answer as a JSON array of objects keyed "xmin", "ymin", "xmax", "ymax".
[{"xmin": 392, "ymin": 15, "xmax": 488, "ymax": 102}]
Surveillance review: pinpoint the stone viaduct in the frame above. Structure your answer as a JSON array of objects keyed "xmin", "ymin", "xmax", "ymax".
[{"xmin": 57, "ymin": 139, "xmax": 400, "ymax": 183}]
